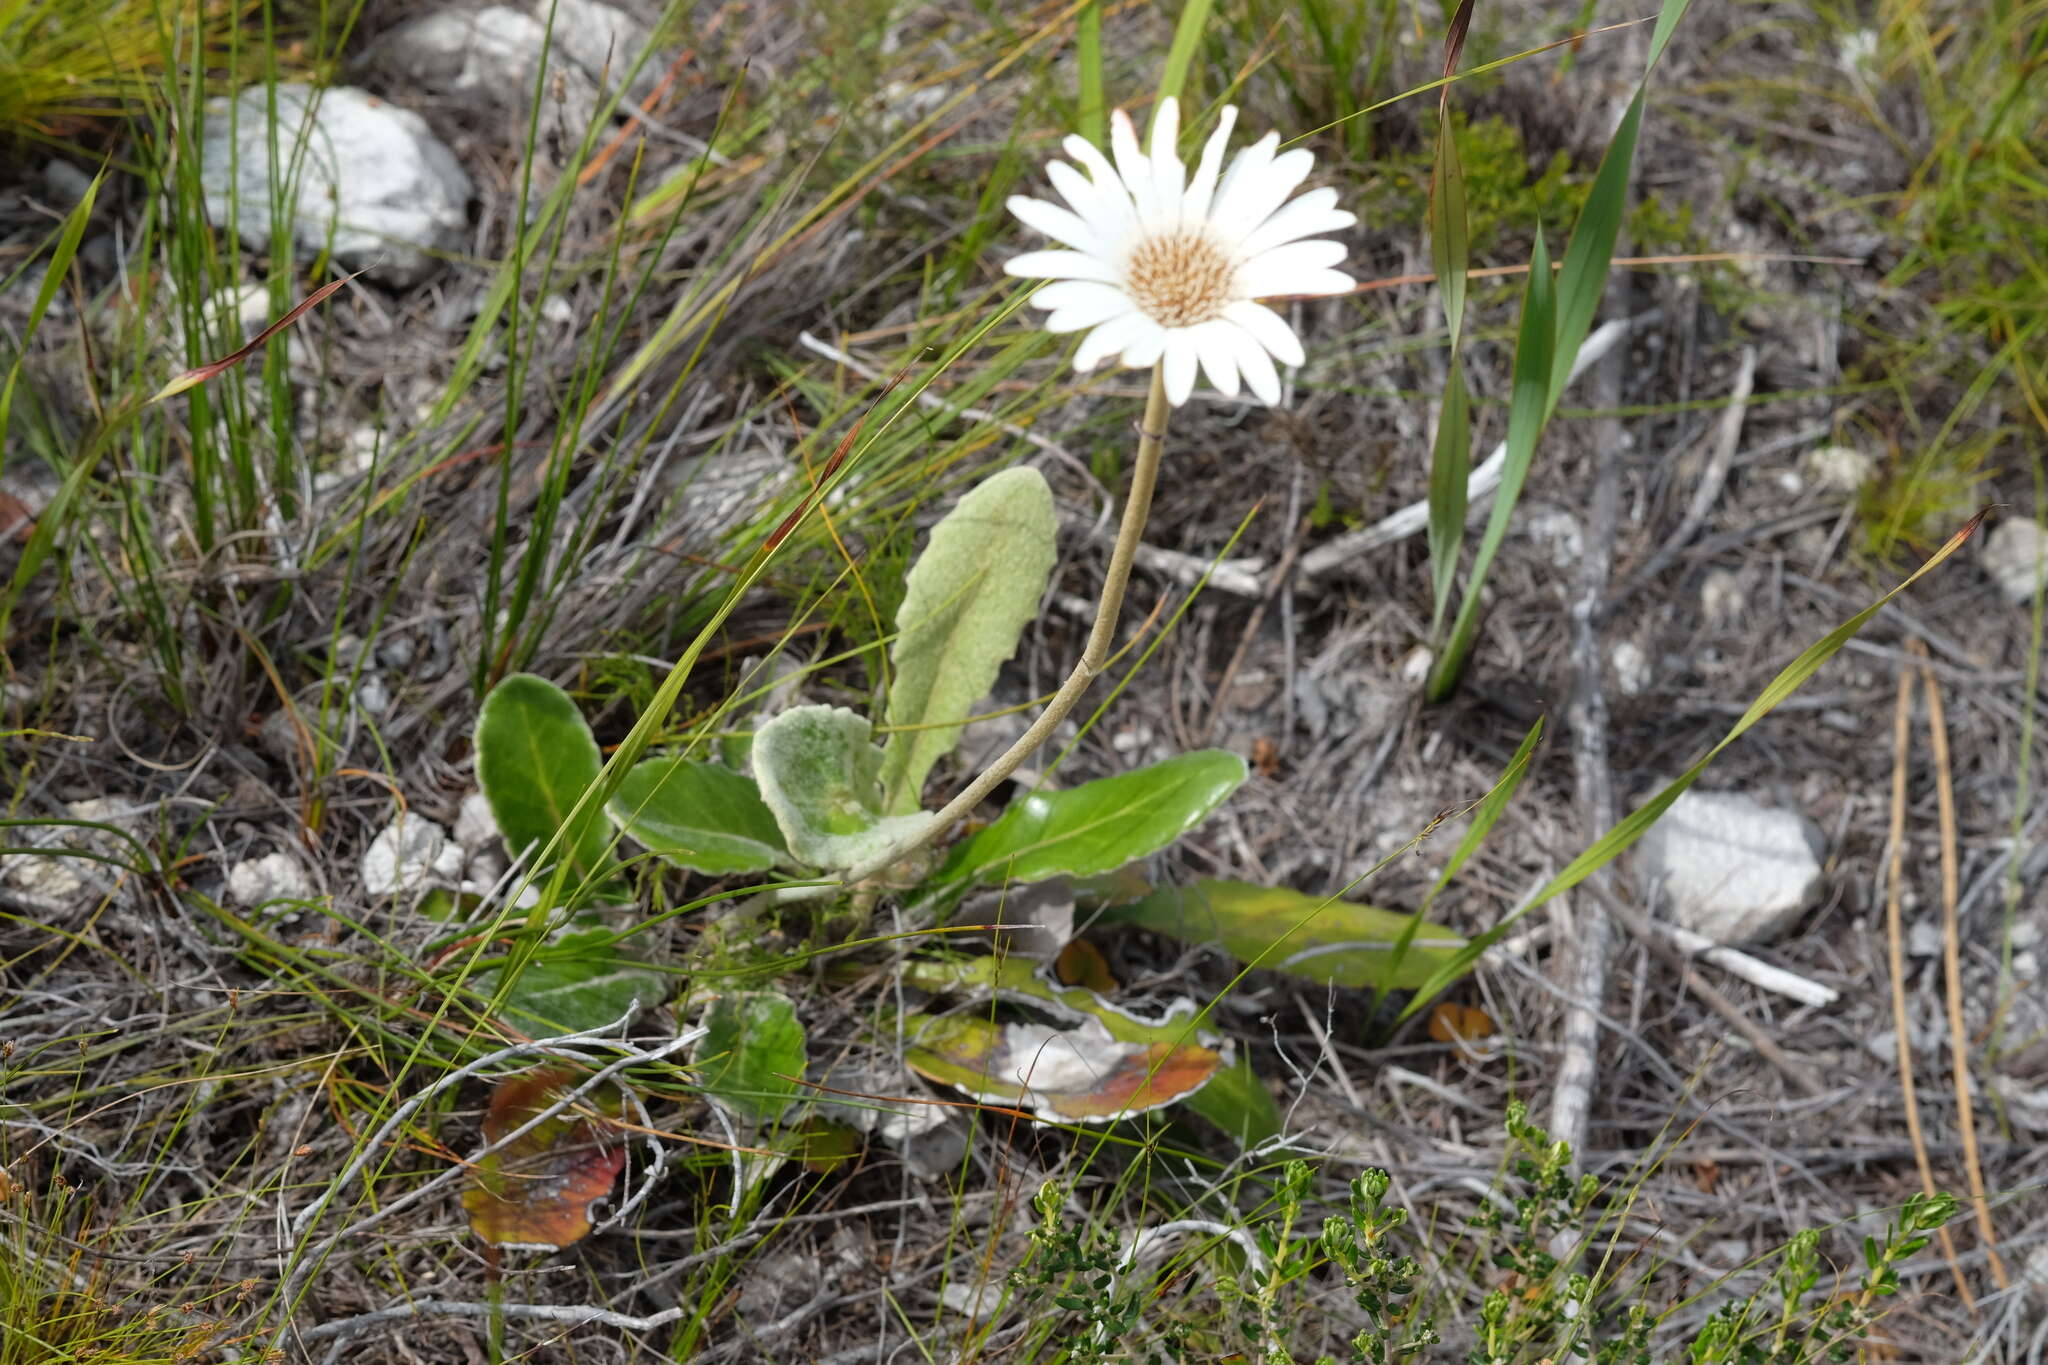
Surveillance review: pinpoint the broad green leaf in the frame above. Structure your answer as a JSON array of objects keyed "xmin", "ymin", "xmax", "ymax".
[
  {"xmin": 879, "ymin": 467, "xmax": 1058, "ymax": 813},
  {"xmin": 1429, "ymin": 225, "xmax": 1555, "ymax": 702},
  {"xmin": 936, "ymin": 750, "xmax": 1248, "ymax": 887},
  {"xmin": 698, "ymin": 990, "xmax": 806, "ymax": 1125},
  {"xmin": 475, "ymin": 674, "xmax": 616, "ymax": 889},
  {"xmin": 463, "ymin": 1065, "xmax": 625, "ymax": 1250},
  {"xmin": 1400, "ymin": 511, "xmax": 1987, "ymax": 1020},
  {"xmin": 608, "ymin": 756, "xmax": 786, "ymax": 874},
  {"xmin": 903, "ymin": 1010, "xmax": 1223, "ymax": 1125},
  {"xmin": 481, "ymin": 925, "xmax": 671, "ymax": 1037},
  {"xmin": 753, "ymin": 705, "xmax": 931, "ymax": 869},
  {"xmin": 1101, "ymin": 878, "xmax": 1467, "ymax": 991},
  {"xmin": 1183, "ymin": 1050, "xmax": 1282, "ymax": 1145}
]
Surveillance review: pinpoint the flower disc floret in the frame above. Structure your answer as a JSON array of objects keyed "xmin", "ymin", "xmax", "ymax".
[{"xmin": 1004, "ymin": 96, "xmax": 1354, "ymax": 406}]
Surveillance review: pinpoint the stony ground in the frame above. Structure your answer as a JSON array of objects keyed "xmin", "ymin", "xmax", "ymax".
[{"xmin": 1, "ymin": 0, "xmax": 2044, "ymax": 1361}]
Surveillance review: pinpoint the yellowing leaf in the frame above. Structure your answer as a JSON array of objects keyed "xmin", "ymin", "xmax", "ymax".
[
  {"xmin": 903, "ymin": 1012, "xmax": 1222, "ymax": 1125},
  {"xmin": 462, "ymin": 1066, "xmax": 625, "ymax": 1250}
]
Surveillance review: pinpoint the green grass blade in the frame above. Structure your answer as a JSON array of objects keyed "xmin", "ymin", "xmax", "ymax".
[
  {"xmin": 1428, "ymin": 226, "xmax": 1555, "ymax": 701},
  {"xmin": 1422, "ymin": 717, "xmax": 1543, "ymax": 913},
  {"xmin": 1076, "ymin": 0, "xmax": 1105, "ymax": 147},
  {"xmin": 1426, "ymin": 365, "xmax": 1471, "ymax": 637},
  {"xmin": 1425, "ymin": 4, "xmax": 1474, "ymax": 640},
  {"xmin": 1401, "ymin": 511, "xmax": 1989, "ymax": 1019},
  {"xmin": 1156, "ymin": 0, "xmax": 1213, "ymax": 108},
  {"xmin": 0, "ymin": 170, "xmax": 101, "ymax": 455},
  {"xmin": 1548, "ymin": 0, "xmax": 1694, "ymax": 408}
]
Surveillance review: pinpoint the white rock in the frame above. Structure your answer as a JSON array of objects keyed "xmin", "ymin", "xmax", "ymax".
[
  {"xmin": 1982, "ymin": 517, "xmax": 2048, "ymax": 604},
  {"xmin": 1906, "ymin": 918, "xmax": 1941, "ymax": 958},
  {"xmin": 2, "ymin": 853, "xmax": 84, "ymax": 903},
  {"xmin": 1522, "ymin": 505, "xmax": 1585, "ymax": 568},
  {"xmin": 1399, "ymin": 645, "xmax": 1433, "ymax": 688},
  {"xmin": 1801, "ymin": 444, "xmax": 1873, "ymax": 493},
  {"xmin": 1609, "ymin": 640, "xmax": 1651, "ymax": 696},
  {"xmin": 361, "ymin": 815, "xmax": 464, "ymax": 895},
  {"xmin": 373, "ymin": 8, "xmax": 600, "ymax": 132},
  {"xmin": 354, "ymin": 672, "xmax": 392, "ymax": 716},
  {"xmin": 1634, "ymin": 790, "xmax": 1825, "ymax": 945},
  {"xmin": 453, "ymin": 791, "xmax": 501, "ymax": 851},
  {"xmin": 227, "ymin": 851, "xmax": 314, "ymax": 906},
  {"xmin": 200, "ymin": 84, "xmax": 471, "ymax": 286},
  {"xmin": 1700, "ymin": 569, "xmax": 1745, "ymax": 626},
  {"xmin": 538, "ymin": 0, "xmax": 662, "ymax": 101}
]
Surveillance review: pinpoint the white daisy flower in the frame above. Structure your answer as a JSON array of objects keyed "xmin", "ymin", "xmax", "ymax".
[{"xmin": 1004, "ymin": 95, "xmax": 1354, "ymax": 407}]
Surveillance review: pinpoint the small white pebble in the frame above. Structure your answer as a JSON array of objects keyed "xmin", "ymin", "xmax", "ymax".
[
  {"xmin": 1700, "ymin": 569, "xmax": 1745, "ymax": 626},
  {"xmin": 453, "ymin": 791, "xmax": 501, "ymax": 852},
  {"xmin": 1982, "ymin": 518, "xmax": 2048, "ymax": 604},
  {"xmin": 1801, "ymin": 444, "xmax": 1873, "ymax": 493},
  {"xmin": 227, "ymin": 850, "xmax": 314, "ymax": 906},
  {"xmin": 1906, "ymin": 919, "xmax": 1942, "ymax": 958},
  {"xmin": 1609, "ymin": 640, "xmax": 1651, "ymax": 696},
  {"xmin": 1399, "ymin": 645, "xmax": 1433, "ymax": 688},
  {"xmin": 362, "ymin": 816, "xmax": 460, "ymax": 896}
]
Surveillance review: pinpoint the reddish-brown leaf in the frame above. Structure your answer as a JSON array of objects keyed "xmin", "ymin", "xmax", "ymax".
[{"xmin": 461, "ymin": 1066, "xmax": 625, "ymax": 1250}]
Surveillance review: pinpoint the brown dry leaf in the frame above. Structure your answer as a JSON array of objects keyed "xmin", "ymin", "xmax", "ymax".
[
  {"xmin": 903, "ymin": 1012, "xmax": 1223, "ymax": 1124},
  {"xmin": 1428, "ymin": 1001, "xmax": 1496, "ymax": 1046},
  {"xmin": 461, "ymin": 1066, "xmax": 626, "ymax": 1250},
  {"xmin": 1054, "ymin": 938, "xmax": 1118, "ymax": 994}
]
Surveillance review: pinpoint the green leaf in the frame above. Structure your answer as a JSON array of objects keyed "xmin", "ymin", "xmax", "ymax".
[
  {"xmin": 879, "ymin": 466, "xmax": 1058, "ymax": 814},
  {"xmin": 481, "ymin": 925, "xmax": 671, "ymax": 1037},
  {"xmin": 698, "ymin": 990, "xmax": 806, "ymax": 1125},
  {"xmin": 608, "ymin": 756, "xmax": 786, "ymax": 875},
  {"xmin": 1075, "ymin": 0, "xmax": 1106, "ymax": 148},
  {"xmin": 1183, "ymin": 1050, "xmax": 1282, "ymax": 1145},
  {"xmin": 1156, "ymin": 0, "xmax": 1214, "ymax": 110},
  {"xmin": 753, "ymin": 705, "xmax": 931, "ymax": 869},
  {"xmin": 475, "ymin": 674, "xmax": 617, "ymax": 890},
  {"xmin": 1100, "ymin": 878, "xmax": 1467, "ymax": 991},
  {"xmin": 1422, "ymin": 717, "xmax": 1543, "ymax": 912},
  {"xmin": 937, "ymin": 750, "xmax": 1248, "ymax": 887},
  {"xmin": 1429, "ymin": 225, "xmax": 1556, "ymax": 702},
  {"xmin": 902, "ymin": 1010, "xmax": 1224, "ymax": 1125}
]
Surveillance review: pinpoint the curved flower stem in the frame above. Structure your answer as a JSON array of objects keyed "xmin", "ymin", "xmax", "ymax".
[{"xmin": 834, "ymin": 364, "xmax": 1173, "ymax": 892}]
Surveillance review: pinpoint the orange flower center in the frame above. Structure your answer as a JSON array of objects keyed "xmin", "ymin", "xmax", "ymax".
[{"xmin": 1124, "ymin": 228, "xmax": 1234, "ymax": 328}]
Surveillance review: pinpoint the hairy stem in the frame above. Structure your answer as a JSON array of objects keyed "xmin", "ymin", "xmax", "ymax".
[{"xmin": 833, "ymin": 363, "xmax": 1172, "ymax": 891}]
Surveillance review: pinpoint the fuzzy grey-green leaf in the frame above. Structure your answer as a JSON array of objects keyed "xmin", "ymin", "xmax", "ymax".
[
  {"xmin": 879, "ymin": 467, "xmax": 1057, "ymax": 814},
  {"xmin": 754, "ymin": 705, "xmax": 931, "ymax": 869}
]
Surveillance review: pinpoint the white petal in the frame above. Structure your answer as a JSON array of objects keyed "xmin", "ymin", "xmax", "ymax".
[
  {"xmin": 1043, "ymin": 282, "xmax": 1138, "ymax": 333},
  {"xmin": 1148, "ymin": 95, "xmax": 1185, "ymax": 223},
  {"xmin": 1073, "ymin": 311, "xmax": 1153, "ymax": 372},
  {"xmin": 1161, "ymin": 332, "xmax": 1199, "ymax": 405},
  {"xmin": 1209, "ymin": 132, "xmax": 1280, "ymax": 227},
  {"xmin": 1235, "ymin": 186, "xmax": 1354, "ymax": 257},
  {"xmin": 1046, "ymin": 159, "xmax": 1132, "ymax": 249},
  {"xmin": 1005, "ymin": 249, "xmax": 1121, "ymax": 282},
  {"xmin": 1211, "ymin": 147, "xmax": 1316, "ymax": 244},
  {"xmin": 1283, "ymin": 268, "xmax": 1356, "ymax": 297},
  {"xmin": 1235, "ymin": 333, "xmax": 1282, "ymax": 404},
  {"xmin": 1007, "ymin": 195, "xmax": 1106, "ymax": 255},
  {"xmin": 1121, "ymin": 322, "xmax": 1168, "ymax": 369},
  {"xmin": 1192, "ymin": 320, "xmax": 1242, "ymax": 399},
  {"xmin": 1237, "ymin": 240, "xmax": 1350, "ymax": 297},
  {"xmin": 1181, "ymin": 105, "xmax": 1239, "ymax": 223},
  {"xmin": 1108, "ymin": 107, "xmax": 1158, "ymax": 222},
  {"xmin": 1223, "ymin": 299, "xmax": 1306, "ymax": 367}
]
